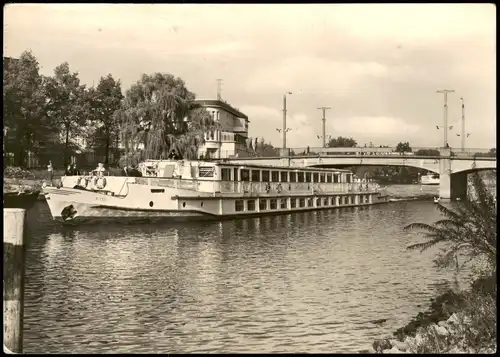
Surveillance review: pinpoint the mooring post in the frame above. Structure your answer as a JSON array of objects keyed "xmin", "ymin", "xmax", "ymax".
[{"xmin": 3, "ymin": 208, "xmax": 26, "ymax": 354}]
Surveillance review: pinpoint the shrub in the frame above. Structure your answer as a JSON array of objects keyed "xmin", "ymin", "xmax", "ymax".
[{"xmin": 4, "ymin": 166, "xmax": 36, "ymax": 180}]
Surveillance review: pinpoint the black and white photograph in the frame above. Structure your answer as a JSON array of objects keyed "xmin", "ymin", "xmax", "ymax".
[{"xmin": 3, "ymin": 3, "xmax": 496, "ymax": 354}]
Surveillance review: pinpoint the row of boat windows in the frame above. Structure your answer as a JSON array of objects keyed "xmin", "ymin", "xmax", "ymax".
[
  {"xmin": 220, "ymin": 168, "xmax": 352, "ymax": 183},
  {"xmin": 234, "ymin": 195, "xmax": 370, "ymax": 212}
]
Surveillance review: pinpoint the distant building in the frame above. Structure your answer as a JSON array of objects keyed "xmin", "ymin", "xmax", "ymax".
[{"xmin": 195, "ymin": 99, "xmax": 251, "ymax": 159}]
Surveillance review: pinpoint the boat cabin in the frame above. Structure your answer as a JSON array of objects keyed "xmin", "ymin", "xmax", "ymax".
[{"xmin": 138, "ymin": 160, "xmax": 353, "ymax": 184}]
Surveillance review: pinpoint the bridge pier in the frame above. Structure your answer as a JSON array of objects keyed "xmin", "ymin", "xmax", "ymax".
[
  {"xmin": 450, "ymin": 172, "xmax": 468, "ymax": 201},
  {"xmin": 439, "ymin": 148, "xmax": 451, "ymax": 200}
]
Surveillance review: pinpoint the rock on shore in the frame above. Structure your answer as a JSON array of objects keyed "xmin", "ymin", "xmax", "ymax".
[{"xmin": 366, "ymin": 313, "xmax": 496, "ymax": 354}]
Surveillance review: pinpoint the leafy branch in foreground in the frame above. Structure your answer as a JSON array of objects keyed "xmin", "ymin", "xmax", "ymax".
[{"xmin": 404, "ymin": 166, "xmax": 496, "ymax": 274}]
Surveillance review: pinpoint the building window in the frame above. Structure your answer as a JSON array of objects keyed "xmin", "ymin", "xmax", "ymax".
[
  {"xmin": 270, "ymin": 199, "xmax": 277, "ymax": 209},
  {"xmin": 290, "ymin": 172, "xmax": 297, "ymax": 182},
  {"xmin": 251, "ymin": 170, "xmax": 260, "ymax": 182},
  {"xmin": 297, "ymin": 172, "xmax": 304, "ymax": 183},
  {"xmin": 233, "ymin": 168, "xmax": 239, "ymax": 181},
  {"xmin": 262, "ymin": 170, "xmax": 270, "ymax": 182},
  {"xmin": 333, "ymin": 174, "xmax": 339, "ymax": 183},
  {"xmin": 259, "ymin": 199, "xmax": 267, "ymax": 211},
  {"xmin": 305, "ymin": 172, "xmax": 312, "ymax": 183},
  {"xmin": 280, "ymin": 198, "xmax": 287, "ymax": 209},
  {"xmin": 307, "ymin": 198, "xmax": 313, "ymax": 207},
  {"xmin": 235, "ymin": 200, "xmax": 244, "ymax": 212},
  {"xmin": 271, "ymin": 171, "xmax": 279, "ymax": 182},
  {"xmin": 320, "ymin": 173, "xmax": 325, "ymax": 183},
  {"xmin": 221, "ymin": 168, "xmax": 231, "ymax": 181},
  {"xmin": 323, "ymin": 197, "xmax": 328, "ymax": 206},
  {"xmin": 280, "ymin": 171, "xmax": 288, "ymax": 182},
  {"xmin": 316, "ymin": 198, "xmax": 321, "ymax": 206},
  {"xmin": 247, "ymin": 199, "xmax": 256, "ymax": 211},
  {"xmin": 291, "ymin": 198, "xmax": 297, "ymax": 208},
  {"xmin": 331, "ymin": 196, "xmax": 336, "ymax": 205},
  {"xmin": 346, "ymin": 175, "xmax": 352, "ymax": 183},
  {"xmin": 299, "ymin": 198, "xmax": 305, "ymax": 207},
  {"xmin": 326, "ymin": 174, "xmax": 332, "ymax": 183},
  {"xmin": 313, "ymin": 173, "xmax": 319, "ymax": 183}
]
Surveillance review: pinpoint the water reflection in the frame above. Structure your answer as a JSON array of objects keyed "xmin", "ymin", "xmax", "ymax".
[{"xmin": 23, "ymin": 200, "xmax": 462, "ymax": 354}]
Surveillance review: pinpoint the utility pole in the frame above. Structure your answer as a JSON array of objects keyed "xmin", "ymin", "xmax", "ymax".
[
  {"xmin": 460, "ymin": 97, "xmax": 465, "ymax": 150},
  {"xmin": 436, "ymin": 89, "xmax": 455, "ymax": 147},
  {"xmin": 317, "ymin": 107, "xmax": 331, "ymax": 148},
  {"xmin": 216, "ymin": 79, "xmax": 223, "ymax": 100},
  {"xmin": 282, "ymin": 92, "xmax": 292, "ymax": 149}
]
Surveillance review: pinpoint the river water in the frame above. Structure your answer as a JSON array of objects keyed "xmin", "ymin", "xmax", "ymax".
[{"xmin": 22, "ymin": 184, "xmax": 468, "ymax": 353}]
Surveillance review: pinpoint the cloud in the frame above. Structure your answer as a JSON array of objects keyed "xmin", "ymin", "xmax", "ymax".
[
  {"xmin": 323, "ymin": 4, "xmax": 495, "ymax": 42},
  {"xmin": 244, "ymin": 57, "xmax": 396, "ymax": 98},
  {"xmin": 334, "ymin": 116, "xmax": 419, "ymax": 137}
]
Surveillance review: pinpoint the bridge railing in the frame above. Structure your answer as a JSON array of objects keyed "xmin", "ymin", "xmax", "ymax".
[
  {"xmin": 214, "ymin": 147, "xmax": 495, "ymax": 160},
  {"xmin": 287, "ymin": 146, "xmax": 445, "ymax": 156},
  {"xmin": 450, "ymin": 148, "xmax": 496, "ymax": 158}
]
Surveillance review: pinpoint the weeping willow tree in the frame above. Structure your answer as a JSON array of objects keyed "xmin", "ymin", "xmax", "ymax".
[{"xmin": 114, "ymin": 73, "xmax": 217, "ymax": 166}]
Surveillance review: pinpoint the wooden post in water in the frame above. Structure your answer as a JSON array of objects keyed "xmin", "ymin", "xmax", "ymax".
[{"xmin": 3, "ymin": 208, "xmax": 26, "ymax": 354}]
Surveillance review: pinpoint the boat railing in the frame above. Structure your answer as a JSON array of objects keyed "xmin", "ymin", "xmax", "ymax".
[{"xmin": 85, "ymin": 176, "xmax": 381, "ymax": 195}]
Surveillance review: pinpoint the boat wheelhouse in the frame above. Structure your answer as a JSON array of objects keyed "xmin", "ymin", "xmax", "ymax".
[{"xmin": 42, "ymin": 159, "xmax": 387, "ymax": 224}]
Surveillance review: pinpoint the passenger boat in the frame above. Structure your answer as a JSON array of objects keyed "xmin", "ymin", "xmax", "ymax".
[
  {"xmin": 42, "ymin": 159, "xmax": 388, "ymax": 224},
  {"xmin": 420, "ymin": 173, "xmax": 440, "ymax": 185}
]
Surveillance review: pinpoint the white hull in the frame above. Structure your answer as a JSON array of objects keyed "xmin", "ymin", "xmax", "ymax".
[{"xmin": 420, "ymin": 174, "xmax": 440, "ymax": 185}]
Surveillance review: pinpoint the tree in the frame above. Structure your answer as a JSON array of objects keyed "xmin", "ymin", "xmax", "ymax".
[
  {"xmin": 474, "ymin": 148, "xmax": 496, "ymax": 158},
  {"xmin": 115, "ymin": 72, "xmax": 216, "ymax": 164},
  {"xmin": 44, "ymin": 62, "xmax": 88, "ymax": 166},
  {"xmin": 405, "ymin": 166, "xmax": 496, "ymax": 277},
  {"xmin": 255, "ymin": 138, "xmax": 278, "ymax": 157},
  {"xmin": 396, "ymin": 141, "xmax": 412, "ymax": 153},
  {"xmin": 327, "ymin": 136, "xmax": 357, "ymax": 148},
  {"xmin": 3, "ymin": 51, "xmax": 50, "ymax": 166},
  {"xmin": 415, "ymin": 149, "xmax": 440, "ymax": 157},
  {"xmin": 87, "ymin": 74, "xmax": 124, "ymax": 165}
]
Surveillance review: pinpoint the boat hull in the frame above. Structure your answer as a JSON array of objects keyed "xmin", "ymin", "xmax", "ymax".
[
  {"xmin": 44, "ymin": 193, "xmax": 210, "ymax": 224},
  {"xmin": 420, "ymin": 175, "xmax": 440, "ymax": 185},
  {"xmin": 43, "ymin": 185, "xmax": 385, "ymax": 225}
]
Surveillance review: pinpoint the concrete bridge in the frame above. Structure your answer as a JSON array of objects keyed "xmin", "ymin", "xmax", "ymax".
[{"xmin": 224, "ymin": 147, "xmax": 496, "ymax": 200}]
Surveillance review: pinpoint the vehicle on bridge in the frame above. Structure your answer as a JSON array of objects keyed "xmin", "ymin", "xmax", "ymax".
[{"xmin": 42, "ymin": 159, "xmax": 388, "ymax": 224}]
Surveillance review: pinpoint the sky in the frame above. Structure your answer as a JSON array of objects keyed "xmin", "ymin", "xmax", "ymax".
[{"xmin": 4, "ymin": 4, "xmax": 496, "ymax": 149}]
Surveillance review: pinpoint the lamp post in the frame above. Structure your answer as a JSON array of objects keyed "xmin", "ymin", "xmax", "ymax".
[
  {"xmin": 436, "ymin": 89, "xmax": 455, "ymax": 147},
  {"xmin": 282, "ymin": 92, "xmax": 292, "ymax": 149},
  {"xmin": 317, "ymin": 107, "xmax": 331, "ymax": 148}
]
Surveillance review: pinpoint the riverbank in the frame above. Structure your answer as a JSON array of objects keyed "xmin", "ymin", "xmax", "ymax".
[{"xmin": 364, "ymin": 286, "xmax": 496, "ymax": 354}]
